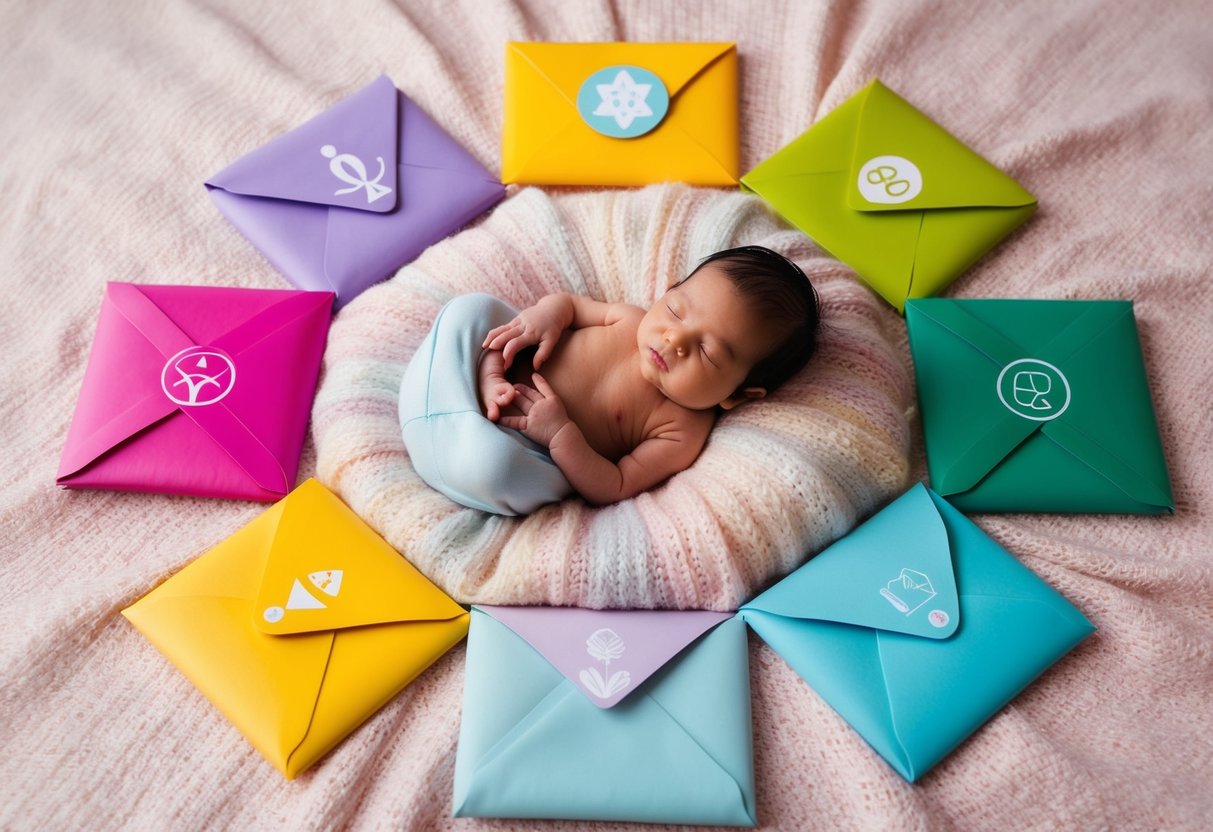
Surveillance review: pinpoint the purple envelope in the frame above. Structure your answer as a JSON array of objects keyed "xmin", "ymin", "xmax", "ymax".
[
  {"xmin": 206, "ymin": 75, "xmax": 506, "ymax": 309},
  {"xmin": 57, "ymin": 283, "xmax": 332, "ymax": 501}
]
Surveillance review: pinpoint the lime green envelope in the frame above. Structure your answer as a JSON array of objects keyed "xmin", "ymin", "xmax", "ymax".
[
  {"xmin": 740, "ymin": 80, "xmax": 1036, "ymax": 312},
  {"xmin": 905, "ymin": 298, "xmax": 1173, "ymax": 514}
]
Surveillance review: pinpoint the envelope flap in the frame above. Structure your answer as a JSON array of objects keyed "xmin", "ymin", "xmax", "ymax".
[
  {"xmin": 905, "ymin": 298, "xmax": 1027, "ymax": 367},
  {"xmin": 742, "ymin": 484, "xmax": 960, "ymax": 639},
  {"xmin": 1036, "ymin": 301, "xmax": 1174, "ymax": 511},
  {"xmin": 509, "ymin": 41, "xmax": 735, "ymax": 103},
  {"xmin": 847, "ymin": 80, "xmax": 1035, "ymax": 212},
  {"xmin": 207, "ymin": 75, "xmax": 398, "ymax": 212},
  {"xmin": 397, "ymin": 93, "xmax": 498, "ymax": 180},
  {"xmin": 254, "ymin": 479, "xmax": 465, "ymax": 635},
  {"xmin": 478, "ymin": 606, "xmax": 731, "ymax": 708}
]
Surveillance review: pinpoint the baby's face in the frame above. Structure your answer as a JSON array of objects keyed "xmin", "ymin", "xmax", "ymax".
[{"xmin": 637, "ymin": 263, "xmax": 782, "ymax": 410}]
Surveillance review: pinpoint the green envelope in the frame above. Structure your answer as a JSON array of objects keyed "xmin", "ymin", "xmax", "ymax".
[
  {"xmin": 740, "ymin": 80, "xmax": 1036, "ymax": 312},
  {"xmin": 905, "ymin": 298, "xmax": 1174, "ymax": 513}
]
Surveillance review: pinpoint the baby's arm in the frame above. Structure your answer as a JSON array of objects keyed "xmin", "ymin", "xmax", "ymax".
[
  {"xmin": 477, "ymin": 348, "xmax": 515, "ymax": 422},
  {"xmin": 502, "ymin": 375, "xmax": 712, "ymax": 505},
  {"xmin": 483, "ymin": 293, "xmax": 629, "ymax": 369}
]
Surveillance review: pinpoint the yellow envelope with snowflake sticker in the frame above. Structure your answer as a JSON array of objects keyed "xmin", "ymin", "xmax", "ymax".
[
  {"xmin": 502, "ymin": 41, "xmax": 738, "ymax": 186},
  {"xmin": 122, "ymin": 478, "xmax": 469, "ymax": 779}
]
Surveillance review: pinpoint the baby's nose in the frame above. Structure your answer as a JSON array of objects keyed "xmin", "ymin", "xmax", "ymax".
[{"xmin": 665, "ymin": 327, "xmax": 690, "ymax": 354}]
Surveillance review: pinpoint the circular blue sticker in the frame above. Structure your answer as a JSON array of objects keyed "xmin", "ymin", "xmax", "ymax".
[{"xmin": 576, "ymin": 65, "xmax": 670, "ymax": 139}]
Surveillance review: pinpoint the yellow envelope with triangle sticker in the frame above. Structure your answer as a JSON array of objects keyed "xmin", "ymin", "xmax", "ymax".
[
  {"xmin": 502, "ymin": 41, "xmax": 738, "ymax": 186},
  {"xmin": 741, "ymin": 80, "xmax": 1036, "ymax": 312},
  {"xmin": 122, "ymin": 478, "xmax": 469, "ymax": 779}
]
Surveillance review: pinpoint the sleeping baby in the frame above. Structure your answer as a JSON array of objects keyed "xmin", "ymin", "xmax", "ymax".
[{"xmin": 398, "ymin": 245, "xmax": 820, "ymax": 515}]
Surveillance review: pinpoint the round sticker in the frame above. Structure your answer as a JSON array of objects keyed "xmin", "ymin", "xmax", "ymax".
[
  {"xmin": 996, "ymin": 358, "xmax": 1072, "ymax": 421},
  {"xmin": 576, "ymin": 65, "xmax": 670, "ymax": 139},
  {"xmin": 161, "ymin": 346, "xmax": 237, "ymax": 407},
  {"xmin": 263, "ymin": 606, "xmax": 285, "ymax": 624},
  {"xmin": 857, "ymin": 155, "xmax": 923, "ymax": 204},
  {"xmin": 927, "ymin": 610, "xmax": 950, "ymax": 629}
]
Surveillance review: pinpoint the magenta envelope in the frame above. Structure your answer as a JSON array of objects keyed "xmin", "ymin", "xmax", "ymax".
[
  {"xmin": 206, "ymin": 75, "xmax": 506, "ymax": 309},
  {"xmin": 57, "ymin": 283, "xmax": 332, "ymax": 501}
]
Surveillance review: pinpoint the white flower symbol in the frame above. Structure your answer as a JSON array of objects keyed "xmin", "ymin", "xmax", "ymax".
[
  {"xmin": 593, "ymin": 70, "xmax": 654, "ymax": 130},
  {"xmin": 578, "ymin": 628, "xmax": 631, "ymax": 699}
]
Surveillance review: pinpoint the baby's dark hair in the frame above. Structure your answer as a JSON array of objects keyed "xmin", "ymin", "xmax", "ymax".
[{"xmin": 684, "ymin": 245, "xmax": 821, "ymax": 395}]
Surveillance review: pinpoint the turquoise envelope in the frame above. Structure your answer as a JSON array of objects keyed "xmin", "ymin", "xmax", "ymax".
[
  {"xmin": 905, "ymin": 298, "xmax": 1174, "ymax": 513},
  {"xmin": 452, "ymin": 606, "xmax": 756, "ymax": 826},
  {"xmin": 740, "ymin": 483, "xmax": 1095, "ymax": 782}
]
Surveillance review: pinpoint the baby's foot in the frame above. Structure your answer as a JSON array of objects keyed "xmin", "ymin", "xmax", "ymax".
[
  {"xmin": 481, "ymin": 377, "xmax": 515, "ymax": 421},
  {"xmin": 477, "ymin": 348, "xmax": 516, "ymax": 421}
]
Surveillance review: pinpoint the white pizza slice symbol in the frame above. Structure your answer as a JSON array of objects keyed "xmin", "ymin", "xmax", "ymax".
[
  {"xmin": 308, "ymin": 569, "xmax": 344, "ymax": 598},
  {"xmin": 286, "ymin": 578, "xmax": 327, "ymax": 610}
]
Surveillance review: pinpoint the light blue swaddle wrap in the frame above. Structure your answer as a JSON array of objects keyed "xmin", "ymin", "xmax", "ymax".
[{"xmin": 399, "ymin": 293, "xmax": 573, "ymax": 515}]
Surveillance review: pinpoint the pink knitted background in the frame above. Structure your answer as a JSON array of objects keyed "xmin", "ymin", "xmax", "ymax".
[{"xmin": 4, "ymin": 0, "xmax": 1211, "ymax": 828}]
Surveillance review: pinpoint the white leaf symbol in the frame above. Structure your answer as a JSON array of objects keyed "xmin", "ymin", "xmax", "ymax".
[
  {"xmin": 579, "ymin": 667, "xmax": 632, "ymax": 699},
  {"xmin": 585, "ymin": 628, "xmax": 625, "ymax": 662}
]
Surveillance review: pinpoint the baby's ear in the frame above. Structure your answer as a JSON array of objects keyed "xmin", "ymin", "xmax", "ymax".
[{"xmin": 720, "ymin": 387, "xmax": 767, "ymax": 411}]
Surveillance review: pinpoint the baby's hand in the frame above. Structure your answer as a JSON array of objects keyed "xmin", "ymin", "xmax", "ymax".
[
  {"xmin": 498, "ymin": 374, "xmax": 571, "ymax": 447},
  {"xmin": 482, "ymin": 296, "xmax": 571, "ymax": 369}
]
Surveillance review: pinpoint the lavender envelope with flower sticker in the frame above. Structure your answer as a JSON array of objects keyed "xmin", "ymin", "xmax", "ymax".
[
  {"xmin": 452, "ymin": 606, "xmax": 756, "ymax": 826},
  {"xmin": 206, "ymin": 75, "xmax": 505, "ymax": 308}
]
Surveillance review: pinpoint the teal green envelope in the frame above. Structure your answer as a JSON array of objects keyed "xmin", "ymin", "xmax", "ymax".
[
  {"xmin": 905, "ymin": 298, "xmax": 1173, "ymax": 513},
  {"xmin": 452, "ymin": 607, "xmax": 756, "ymax": 826},
  {"xmin": 740, "ymin": 79, "xmax": 1036, "ymax": 312},
  {"xmin": 740, "ymin": 484, "xmax": 1095, "ymax": 782}
]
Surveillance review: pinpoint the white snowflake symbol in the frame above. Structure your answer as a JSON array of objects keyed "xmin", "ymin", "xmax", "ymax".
[{"xmin": 593, "ymin": 70, "xmax": 654, "ymax": 130}]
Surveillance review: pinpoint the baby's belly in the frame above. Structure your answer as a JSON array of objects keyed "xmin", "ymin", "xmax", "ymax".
[{"xmin": 506, "ymin": 348, "xmax": 640, "ymax": 461}]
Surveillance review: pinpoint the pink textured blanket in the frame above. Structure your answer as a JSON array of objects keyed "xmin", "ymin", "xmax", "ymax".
[{"xmin": 3, "ymin": 1, "xmax": 1211, "ymax": 830}]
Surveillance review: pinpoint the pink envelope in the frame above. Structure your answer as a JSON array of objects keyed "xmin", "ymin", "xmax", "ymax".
[{"xmin": 57, "ymin": 283, "xmax": 332, "ymax": 501}]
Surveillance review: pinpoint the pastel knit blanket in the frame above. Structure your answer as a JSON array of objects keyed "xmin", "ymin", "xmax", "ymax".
[{"xmin": 314, "ymin": 183, "xmax": 913, "ymax": 610}]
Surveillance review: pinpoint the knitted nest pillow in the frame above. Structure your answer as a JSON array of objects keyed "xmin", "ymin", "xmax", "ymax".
[{"xmin": 312, "ymin": 184, "xmax": 912, "ymax": 611}]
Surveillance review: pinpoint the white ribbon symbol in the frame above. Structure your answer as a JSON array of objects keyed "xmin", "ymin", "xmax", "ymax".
[{"xmin": 320, "ymin": 144, "xmax": 392, "ymax": 204}]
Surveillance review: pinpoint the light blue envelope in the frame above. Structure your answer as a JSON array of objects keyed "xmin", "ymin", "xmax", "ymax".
[
  {"xmin": 740, "ymin": 483, "xmax": 1095, "ymax": 782},
  {"xmin": 452, "ymin": 606, "xmax": 757, "ymax": 826}
]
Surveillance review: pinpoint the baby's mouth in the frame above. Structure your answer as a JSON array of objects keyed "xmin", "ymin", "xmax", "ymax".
[{"xmin": 649, "ymin": 348, "xmax": 669, "ymax": 372}]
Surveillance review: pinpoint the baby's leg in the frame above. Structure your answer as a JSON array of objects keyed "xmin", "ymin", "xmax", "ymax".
[{"xmin": 399, "ymin": 293, "xmax": 572, "ymax": 515}]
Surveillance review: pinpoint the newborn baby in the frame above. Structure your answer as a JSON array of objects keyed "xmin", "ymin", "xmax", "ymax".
[{"xmin": 399, "ymin": 245, "xmax": 819, "ymax": 515}]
